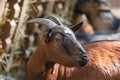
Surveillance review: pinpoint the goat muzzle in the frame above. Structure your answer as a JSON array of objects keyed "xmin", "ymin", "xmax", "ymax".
[
  {"xmin": 73, "ymin": 52, "xmax": 89, "ymax": 67},
  {"xmin": 80, "ymin": 52, "xmax": 89, "ymax": 66}
]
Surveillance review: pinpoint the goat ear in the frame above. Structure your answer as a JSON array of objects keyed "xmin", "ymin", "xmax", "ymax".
[
  {"xmin": 45, "ymin": 30, "xmax": 52, "ymax": 43},
  {"xmin": 47, "ymin": 16, "xmax": 63, "ymax": 26},
  {"xmin": 70, "ymin": 21, "xmax": 83, "ymax": 32}
]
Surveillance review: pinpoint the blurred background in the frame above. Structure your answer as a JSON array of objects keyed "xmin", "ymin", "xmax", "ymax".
[
  {"xmin": 0, "ymin": 0, "xmax": 120, "ymax": 80},
  {"xmin": 110, "ymin": 0, "xmax": 120, "ymax": 18}
]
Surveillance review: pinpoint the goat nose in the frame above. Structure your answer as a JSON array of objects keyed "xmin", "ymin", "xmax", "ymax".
[
  {"xmin": 81, "ymin": 53, "xmax": 90, "ymax": 62},
  {"xmin": 79, "ymin": 53, "xmax": 90, "ymax": 67}
]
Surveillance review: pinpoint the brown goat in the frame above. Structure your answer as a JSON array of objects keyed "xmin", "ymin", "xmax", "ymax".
[
  {"xmin": 25, "ymin": 17, "xmax": 89, "ymax": 80},
  {"xmin": 74, "ymin": 0, "xmax": 120, "ymax": 31},
  {"xmin": 45, "ymin": 41, "xmax": 120, "ymax": 80},
  {"xmin": 73, "ymin": 14, "xmax": 94, "ymax": 34},
  {"xmin": 25, "ymin": 17, "xmax": 120, "ymax": 80}
]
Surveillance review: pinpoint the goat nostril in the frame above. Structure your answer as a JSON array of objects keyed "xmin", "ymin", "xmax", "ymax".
[
  {"xmin": 79, "ymin": 54, "xmax": 89, "ymax": 67},
  {"xmin": 81, "ymin": 54, "xmax": 90, "ymax": 61}
]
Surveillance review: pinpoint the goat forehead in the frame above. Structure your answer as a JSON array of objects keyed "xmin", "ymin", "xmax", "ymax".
[
  {"xmin": 62, "ymin": 26, "xmax": 76, "ymax": 40},
  {"xmin": 63, "ymin": 27, "xmax": 86, "ymax": 50}
]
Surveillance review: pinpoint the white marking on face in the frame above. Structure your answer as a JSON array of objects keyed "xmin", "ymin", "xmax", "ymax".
[
  {"xmin": 60, "ymin": 25, "xmax": 87, "ymax": 53},
  {"xmin": 62, "ymin": 25, "xmax": 76, "ymax": 40},
  {"xmin": 62, "ymin": 25, "xmax": 86, "ymax": 52}
]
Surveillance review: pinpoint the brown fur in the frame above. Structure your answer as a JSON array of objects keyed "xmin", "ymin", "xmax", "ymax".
[
  {"xmin": 25, "ymin": 40, "xmax": 120, "ymax": 80},
  {"xmin": 25, "ymin": 17, "xmax": 120, "ymax": 80},
  {"xmin": 25, "ymin": 26, "xmax": 89, "ymax": 80},
  {"xmin": 74, "ymin": 0, "xmax": 115, "ymax": 31},
  {"xmin": 45, "ymin": 41, "xmax": 120, "ymax": 80},
  {"xmin": 74, "ymin": 14, "xmax": 94, "ymax": 34}
]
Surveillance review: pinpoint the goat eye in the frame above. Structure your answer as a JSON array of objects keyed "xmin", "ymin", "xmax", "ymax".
[{"xmin": 54, "ymin": 34, "xmax": 62, "ymax": 43}]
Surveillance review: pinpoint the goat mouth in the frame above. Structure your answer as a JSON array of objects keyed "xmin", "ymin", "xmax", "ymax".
[
  {"xmin": 73, "ymin": 60, "xmax": 88, "ymax": 67},
  {"xmin": 72, "ymin": 55, "xmax": 89, "ymax": 67},
  {"xmin": 73, "ymin": 59, "xmax": 89, "ymax": 67},
  {"xmin": 78, "ymin": 60, "xmax": 88, "ymax": 67}
]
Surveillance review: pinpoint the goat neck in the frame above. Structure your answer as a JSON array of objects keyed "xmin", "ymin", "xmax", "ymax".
[{"xmin": 25, "ymin": 41, "xmax": 48, "ymax": 80}]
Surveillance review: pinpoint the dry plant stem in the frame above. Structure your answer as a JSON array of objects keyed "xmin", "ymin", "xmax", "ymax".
[
  {"xmin": 0, "ymin": 0, "xmax": 7, "ymax": 23},
  {"xmin": 45, "ymin": 1, "xmax": 55, "ymax": 17},
  {"xmin": 6, "ymin": 0, "xmax": 29, "ymax": 72}
]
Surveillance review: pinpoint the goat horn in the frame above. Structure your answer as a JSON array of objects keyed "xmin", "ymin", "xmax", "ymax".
[
  {"xmin": 47, "ymin": 16, "xmax": 63, "ymax": 26},
  {"xmin": 27, "ymin": 18, "xmax": 58, "ymax": 29}
]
